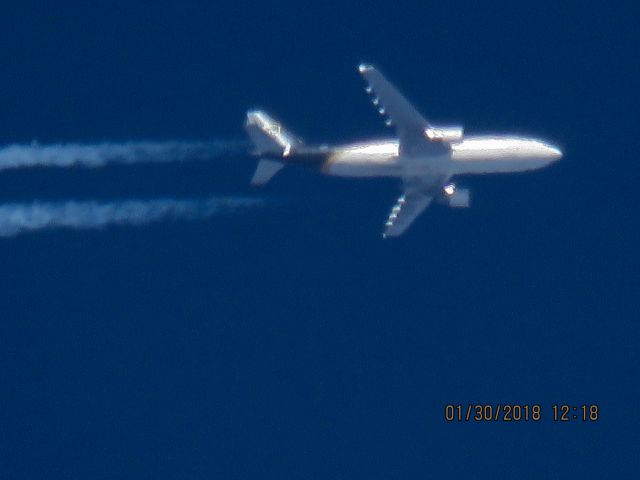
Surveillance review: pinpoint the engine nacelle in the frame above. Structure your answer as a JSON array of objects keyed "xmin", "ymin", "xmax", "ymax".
[
  {"xmin": 443, "ymin": 183, "xmax": 470, "ymax": 208},
  {"xmin": 425, "ymin": 125, "xmax": 464, "ymax": 142}
]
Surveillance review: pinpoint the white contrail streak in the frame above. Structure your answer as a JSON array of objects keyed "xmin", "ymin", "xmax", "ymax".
[
  {"xmin": 0, "ymin": 140, "xmax": 247, "ymax": 171},
  {"xmin": 0, "ymin": 196, "xmax": 262, "ymax": 237}
]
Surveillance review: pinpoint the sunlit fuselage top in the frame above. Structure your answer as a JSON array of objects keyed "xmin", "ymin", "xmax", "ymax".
[{"xmin": 317, "ymin": 136, "xmax": 562, "ymax": 177}]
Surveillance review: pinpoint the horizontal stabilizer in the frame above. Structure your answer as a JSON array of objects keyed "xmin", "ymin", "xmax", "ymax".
[{"xmin": 251, "ymin": 159, "xmax": 284, "ymax": 186}]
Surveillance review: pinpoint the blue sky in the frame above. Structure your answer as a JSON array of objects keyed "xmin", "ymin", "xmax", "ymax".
[{"xmin": 0, "ymin": 2, "xmax": 638, "ymax": 478}]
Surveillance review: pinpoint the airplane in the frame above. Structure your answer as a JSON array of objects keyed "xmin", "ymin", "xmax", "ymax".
[{"xmin": 244, "ymin": 64, "xmax": 562, "ymax": 238}]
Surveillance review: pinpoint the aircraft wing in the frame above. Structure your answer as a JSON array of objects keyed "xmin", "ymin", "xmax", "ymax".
[
  {"xmin": 358, "ymin": 64, "xmax": 447, "ymax": 157},
  {"xmin": 383, "ymin": 174, "xmax": 450, "ymax": 238}
]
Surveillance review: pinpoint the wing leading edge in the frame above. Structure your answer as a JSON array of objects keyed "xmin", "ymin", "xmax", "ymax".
[
  {"xmin": 358, "ymin": 63, "xmax": 448, "ymax": 157},
  {"xmin": 359, "ymin": 64, "xmax": 451, "ymax": 237},
  {"xmin": 383, "ymin": 174, "xmax": 451, "ymax": 238},
  {"xmin": 383, "ymin": 190, "xmax": 433, "ymax": 238}
]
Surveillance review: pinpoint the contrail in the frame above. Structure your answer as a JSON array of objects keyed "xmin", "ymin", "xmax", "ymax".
[
  {"xmin": 0, "ymin": 140, "xmax": 247, "ymax": 171},
  {"xmin": 0, "ymin": 196, "xmax": 262, "ymax": 237}
]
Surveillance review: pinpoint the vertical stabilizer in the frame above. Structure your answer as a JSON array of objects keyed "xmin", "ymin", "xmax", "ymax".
[
  {"xmin": 245, "ymin": 110, "xmax": 303, "ymax": 185},
  {"xmin": 244, "ymin": 110, "xmax": 303, "ymax": 156}
]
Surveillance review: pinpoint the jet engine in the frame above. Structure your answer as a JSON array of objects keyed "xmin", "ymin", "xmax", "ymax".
[
  {"xmin": 425, "ymin": 126, "xmax": 464, "ymax": 142},
  {"xmin": 443, "ymin": 183, "xmax": 470, "ymax": 208}
]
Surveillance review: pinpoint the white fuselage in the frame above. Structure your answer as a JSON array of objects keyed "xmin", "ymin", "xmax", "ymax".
[{"xmin": 322, "ymin": 136, "xmax": 562, "ymax": 178}]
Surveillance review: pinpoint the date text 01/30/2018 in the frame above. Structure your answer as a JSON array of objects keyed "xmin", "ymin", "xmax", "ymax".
[{"xmin": 444, "ymin": 404, "xmax": 599, "ymax": 422}]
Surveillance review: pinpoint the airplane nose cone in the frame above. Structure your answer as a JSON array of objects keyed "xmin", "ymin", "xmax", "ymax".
[{"xmin": 545, "ymin": 144, "xmax": 563, "ymax": 161}]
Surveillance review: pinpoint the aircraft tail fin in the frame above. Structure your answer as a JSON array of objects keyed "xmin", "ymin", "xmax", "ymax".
[
  {"xmin": 245, "ymin": 110, "xmax": 303, "ymax": 185},
  {"xmin": 244, "ymin": 110, "xmax": 303, "ymax": 157}
]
